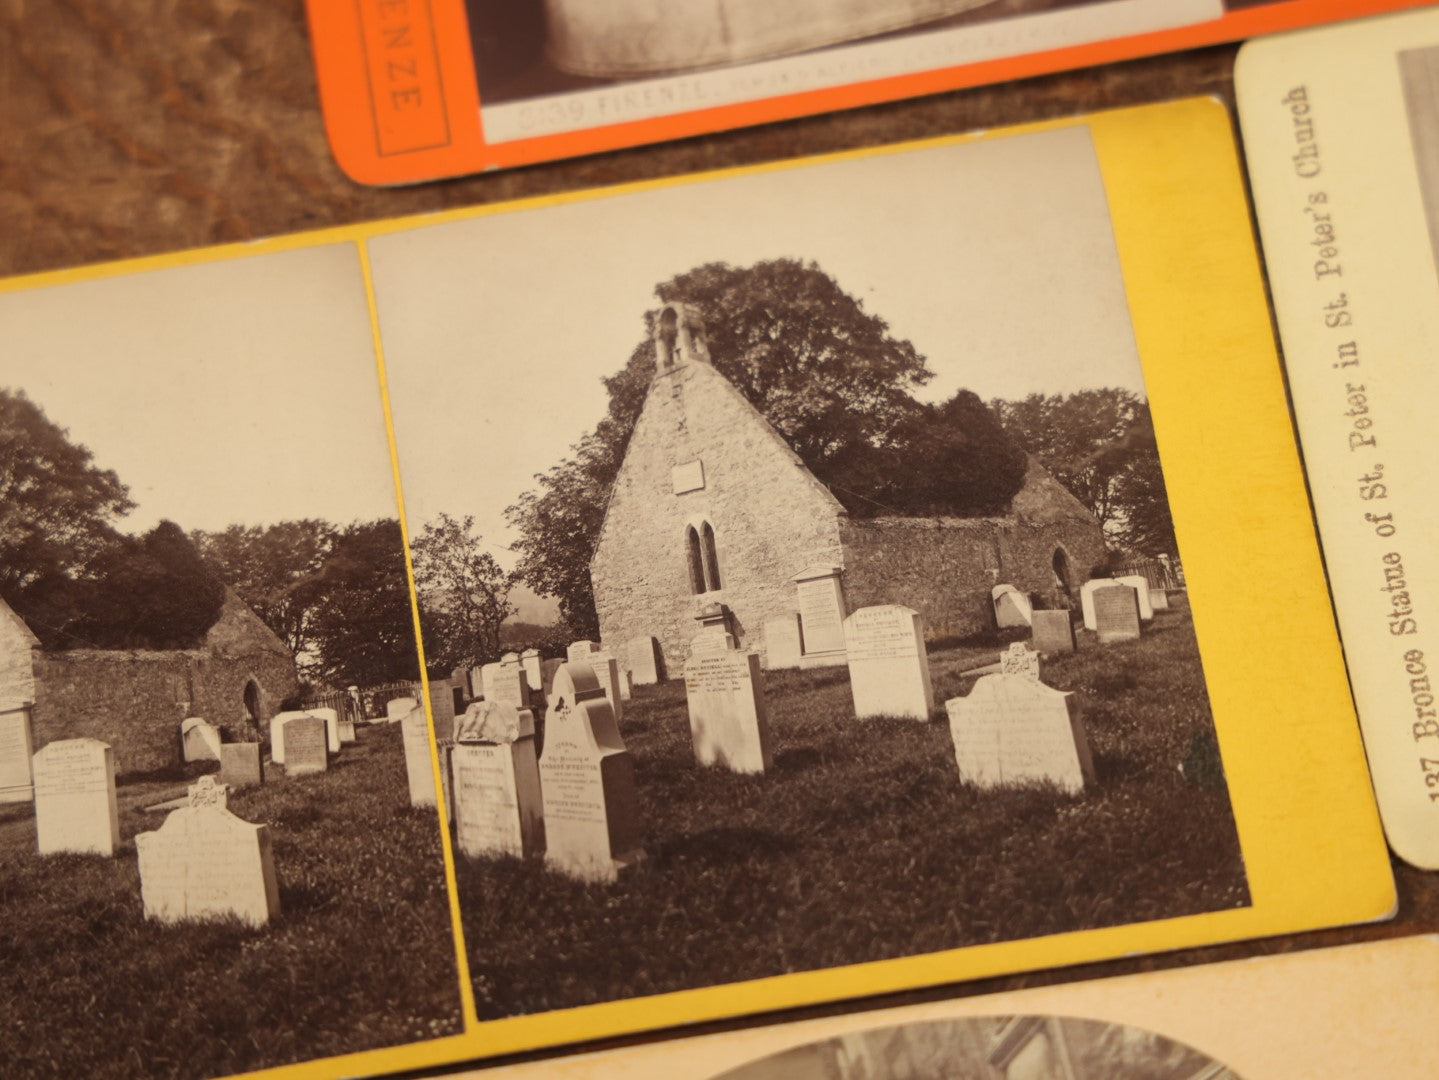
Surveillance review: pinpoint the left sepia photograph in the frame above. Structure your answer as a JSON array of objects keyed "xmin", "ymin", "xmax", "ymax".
[{"xmin": 0, "ymin": 244, "xmax": 464, "ymax": 1079}]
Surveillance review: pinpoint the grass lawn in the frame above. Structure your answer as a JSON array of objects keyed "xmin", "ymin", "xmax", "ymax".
[
  {"xmin": 457, "ymin": 597, "xmax": 1248, "ymax": 1019},
  {"xmin": 0, "ymin": 724, "xmax": 462, "ymax": 1080}
]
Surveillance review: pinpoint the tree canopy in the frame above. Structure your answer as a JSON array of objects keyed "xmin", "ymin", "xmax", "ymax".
[
  {"xmin": 410, "ymin": 512, "xmax": 515, "ymax": 674},
  {"xmin": 507, "ymin": 259, "xmax": 1028, "ymax": 633}
]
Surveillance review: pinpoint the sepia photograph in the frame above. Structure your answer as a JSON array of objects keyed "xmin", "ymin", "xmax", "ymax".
[
  {"xmin": 370, "ymin": 121, "xmax": 1250, "ymax": 1023},
  {"xmin": 0, "ymin": 244, "xmax": 463, "ymax": 1078}
]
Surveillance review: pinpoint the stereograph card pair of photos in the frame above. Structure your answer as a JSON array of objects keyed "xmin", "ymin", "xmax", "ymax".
[{"xmin": 0, "ymin": 97, "xmax": 1396, "ymax": 1079}]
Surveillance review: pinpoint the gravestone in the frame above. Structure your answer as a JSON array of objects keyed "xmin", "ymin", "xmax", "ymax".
[
  {"xmin": 135, "ymin": 805, "xmax": 281, "ymax": 927},
  {"xmin": 1093, "ymin": 584, "xmax": 1141, "ymax": 644},
  {"xmin": 180, "ymin": 717, "xmax": 222, "ymax": 763},
  {"xmin": 690, "ymin": 628, "xmax": 737, "ymax": 657},
  {"xmin": 540, "ymin": 658, "xmax": 564, "ymax": 697},
  {"xmin": 484, "ymin": 663, "xmax": 528, "ymax": 710},
  {"xmin": 188, "ymin": 775, "xmax": 229, "ymax": 809},
  {"xmin": 540, "ymin": 662, "xmax": 645, "ymax": 883},
  {"xmin": 1000, "ymin": 642, "xmax": 1041, "ymax": 680},
  {"xmin": 842, "ymin": 605, "xmax": 934, "ymax": 722},
  {"xmin": 219, "ymin": 743, "xmax": 263, "ymax": 789},
  {"xmin": 338, "ymin": 719, "xmax": 357, "ymax": 745},
  {"xmin": 521, "ymin": 649, "xmax": 544, "ymax": 694},
  {"xmin": 426, "ymin": 680, "xmax": 459, "ymax": 739},
  {"xmin": 991, "ymin": 584, "xmax": 1034, "ymax": 629},
  {"xmin": 283, "ymin": 716, "xmax": 329, "ymax": 778},
  {"xmin": 401, "ymin": 705, "xmax": 437, "ymax": 808},
  {"xmin": 453, "ymin": 704, "xmax": 544, "ymax": 859},
  {"xmin": 684, "ymin": 644, "xmax": 772, "ymax": 773},
  {"xmin": 307, "ymin": 707, "xmax": 342, "ymax": 752},
  {"xmin": 566, "ymin": 640, "xmax": 600, "ymax": 663},
  {"xmin": 268, "ymin": 709, "xmax": 311, "ymax": 765},
  {"xmin": 436, "ymin": 739, "xmax": 455, "ymax": 824},
  {"xmin": 582, "ymin": 653, "xmax": 625, "ymax": 725},
  {"xmin": 594, "ymin": 649, "xmax": 631, "ymax": 700},
  {"xmin": 947, "ymin": 673, "xmax": 1095, "ymax": 795},
  {"xmin": 763, "ymin": 614, "xmax": 803, "ymax": 670},
  {"xmin": 1030, "ymin": 610, "xmax": 1076, "ymax": 655},
  {"xmin": 793, "ymin": 564, "xmax": 846, "ymax": 658},
  {"xmin": 386, "ymin": 696, "xmax": 418, "ymax": 721},
  {"xmin": 1115, "ymin": 574, "xmax": 1155, "ymax": 620},
  {"xmin": 626, "ymin": 636, "xmax": 663, "ymax": 685},
  {"xmin": 1079, "ymin": 578, "xmax": 1118, "ymax": 632},
  {"xmin": 1149, "ymin": 587, "xmax": 1170, "ymax": 611},
  {"xmin": 32, "ymin": 738, "xmax": 120, "ymax": 856},
  {"xmin": 0, "ymin": 705, "xmax": 35, "ymax": 803}
]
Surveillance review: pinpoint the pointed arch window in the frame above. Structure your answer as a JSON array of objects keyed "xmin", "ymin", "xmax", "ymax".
[
  {"xmin": 687, "ymin": 526, "xmax": 706, "ymax": 594},
  {"xmin": 701, "ymin": 522, "xmax": 721, "ymax": 591},
  {"xmin": 686, "ymin": 521, "xmax": 723, "ymax": 594}
]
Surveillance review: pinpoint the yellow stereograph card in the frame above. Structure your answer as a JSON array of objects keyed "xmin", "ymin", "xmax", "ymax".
[
  {"xmin": 1237, "ymin": 7, "xmax": 1439, "ymax": 871},
  {"xmin": 0, "ymin": 98, "xmax": 1393, "ymax": 1079}
]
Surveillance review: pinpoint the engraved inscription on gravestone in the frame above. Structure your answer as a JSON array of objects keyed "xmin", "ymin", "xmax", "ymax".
[
  {"xmin": 453, "ymin": 730, "xmax": 544, "ymax": 859},
  {"xmin": 188, "ymin": 775, "xmax": 229, "ymax": 809},
  {"xmin": 283, "ymin": 716, "xmax": 329, "ymax": 778},
  {"xmin": 793, "ymin": 565, "xmax": 846, "ymax": 656},
  {"xmin": 32, "ymin": 738, "xmax": 120, "ymax": 856},
  {"xmin": 1000, "ymin": 643, "xmax": 1041, "ymax": 680},
  {"xmin": 136, "ymin": 805, "xmax": 281, "ymax": 927},
  {"xmin": 843, "ymin": 605, "xmax": 934, "ymax": 721},
  {"xmin": 684, "ymin": 646, "xmax": 772, "ymax": 774},
  {"xmin": 1093, "ymin": 584, "xmax": 1141, "ymax": 644},
  {"xmin": 0, "ymin": 705, "xmax": 35, "ymax": 803},
  {"xmin": 401, "ymin": 705, "xmax": 437, "ymax": 808},
  {"xmin": 947, "ymin": 673, "xmax": 1095, "ymax": 795}
]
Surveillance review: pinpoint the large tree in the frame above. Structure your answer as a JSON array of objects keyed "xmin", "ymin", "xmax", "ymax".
[
  {"xmin": 192, "ymin": 520, "xmax": 338, "ymax": 657},
  {"xmin": 0, "ymin": 388, "xmax": 134, "ymax": 641},
  {"xmin": 990, "ymin": 388, "xmax": 1177, "ymax": 558},
  {"xmin": 508, "ymin": 259, "xmax": 1025, "ymax": 633},
  {"xmin": 304, "ymin": 519, "xmax": 421, "ymax": 687},
  {"xmin": 410, "ymin": 512, "xmax": 515, "ymax": 673}
]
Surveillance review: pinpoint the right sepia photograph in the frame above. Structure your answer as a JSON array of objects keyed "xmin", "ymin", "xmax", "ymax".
[{"xmin": 370, "ymin": 111, "xmax": 1256, "ymax": 1027}]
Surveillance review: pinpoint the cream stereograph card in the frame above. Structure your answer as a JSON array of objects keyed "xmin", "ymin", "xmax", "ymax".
[
  {"xmin": 464, "ymin": 936, "xmax": 1439, "ymax": 1079},
  {"xmin": 0, "ymin": 99, "xmax": 1395, "ymax": 1079},
  {"xmin": 1237, "ymin": 8, "xmax": 1439, "ymax": 870}
]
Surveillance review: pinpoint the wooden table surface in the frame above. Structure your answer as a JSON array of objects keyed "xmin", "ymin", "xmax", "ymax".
[{"xmin": 2, "ymin": 0, "xmax": 1434, "ymax": 1067}]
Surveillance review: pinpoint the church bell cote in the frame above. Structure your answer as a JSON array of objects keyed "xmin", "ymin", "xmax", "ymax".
[{"xmin": 654, "ymin": 302, "xmax": 712, "ymax": 374}]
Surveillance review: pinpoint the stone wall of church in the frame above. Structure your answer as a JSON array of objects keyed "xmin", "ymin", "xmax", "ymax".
[{"xmin": 592, "ymin": 358, "xmax": 846, "ymax": 675}]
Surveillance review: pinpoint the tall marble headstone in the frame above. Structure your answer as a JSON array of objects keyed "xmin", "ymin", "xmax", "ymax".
[
  {"xmin": 762, "ymin": 614, "xmax": 803, "ymax": 670},
  {"xmin": 180, "ymin": 717, "xmax": 222, "ymax": 763},
  {"xmin": 1093, "ymin": 584, "xmax": 1142, "ymax": 644},
  {"xmin": 991, "ymin": 584, "xmax": 1034, "ymax": 629},
  {"xmin": 625, "ymin": 636, "xmax": 662, "ymax": 685},
  {"xmin": 136, "ymin": 804, "xmax": 280, "ymax": 927},
  {"xmin": 283, "ymin": 716, "xmax": 329, "ymax": 778},
  {"xmin": 453, "ymin": 703, "xmax": 544, "ymax": 859},
  {"xmin": 684, "ymin": 642, "xmax": 772, "ymax": 774},
  {"xmin": 947, "ymin": 674, "xmax": 1095, "ymax": 794},
  {"xmin": 32, "ymin": 738, "xmax": 120, "ymax": 856},
  {"xmin": 842, "ymin": 605, "xmax": 934, "ymax": 721},
  {"xmin": 401, "ymin": 705, "xmax": 437, "ymax": 808},
  {"xmin": 1115, "ymin": 574, "xmax": 1155, "ymax": 620},
  {"xmin": 1079, "ymin": 578, "xmax": 1118, "ymax": 632},
  {"xmin": 540, "ymin": 663, "xmax": 644, "ymax": 883},
  {"xmin": 793, "ymin": 564, "xmax": 846, "ymax": 658},
  {"xmin": 220, "ymin": 743, "xmax": 263, "ymax": 789},
  {"xmin": 1030, "ymin": 610, "xmax": 1076, "ymax": 655},
  {"xmin": 521, "ymin": 648, "xmax": 545, "ymax": 694},
  {"xmin": 0, "ymin": 705, "xmax": 35, "ymax": 803}
]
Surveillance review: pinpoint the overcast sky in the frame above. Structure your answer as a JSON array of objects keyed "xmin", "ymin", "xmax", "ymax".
[
  {"xmin": 1, "ymin": 243, "xmax": 399, "ymax": 536},
  {"xmin": 370, "ymin": 123, "xmax": 1144, "ymax": 566}
]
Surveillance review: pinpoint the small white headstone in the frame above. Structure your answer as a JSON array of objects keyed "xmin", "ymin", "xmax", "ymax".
[
  {"xmin": 0, "ymin": 706, "xmax": 35, "ymax": 803},
  {"xmin": 540, "ymin": 663, "xmax": 645, "ymax": 882},
  {"xmin": 793, "ymin": 565, "xmax": 846, "ymax": 656},
  {"xmin": 282, "ymin": 716, "xmax": 329, "ymax": 777},
  {"xmin": 484, "ymin": 662, "xmax": 528, "ymax": 710},
  {"xmin": 181, "ymin": 717, "xmax": 222, "ymax": 763},
  {"xmin": 307, "ymin": 707, "xmax": 342, "ymax": 752},
  {"xmin": 453, "ymin": 705, "xmax": 544, "ymax": 859},
  {"xmin": 1000, "ymin": 643, "xmax": 1041, "ymax": 681},
  {"xmin": 991, "ymin": 585, "xmax": 1034, "ymax": 629},
  {"xmin": 1080, "ymin": 579, "xmax": 1118, "ymax": 632},
  {"xmin": 386, "ymin": 695, "xmax": 418, "ymax": 721},
  {"xmin": 626, "ymin": 636, "xmax": 663, "ymax": 685},
  {"xmin": 842, "ymin": 605, "xmax": 934, "ymax": 722},
  {"xmin": 684, "ymin": 644, "xmax": 772, "ymax": 774},
  {"xmin": 565, "ymin": 640, "xmax": 600, "ymax": 663},
  {"xmin": 338, "ymin": 719, "xmax": 357, "ymax": 744},
  {"xmin": 136, "ymin": 805, "xmax": 280, "ymax": 927},
  {"xmin": 1149, "ymin": 587, "xmax": 1170, "ymax": 611},
  {"xmin": 947, "ymin": 674, "xmax": 1095, "ymax": 795},
  {"xmin": 521, "ymin": 648, "xmax": 544, "ymax": 693},
  {"xmin": 762, "ymin": 614, "xmax": 803, "ymax": 669},
  {"xmin": 401, "ymin": 706, "xmax": 437, "ymax": 808},
  {"xmin": 32, "ymin": 738, "xmax": 120, "ymax": 856}
]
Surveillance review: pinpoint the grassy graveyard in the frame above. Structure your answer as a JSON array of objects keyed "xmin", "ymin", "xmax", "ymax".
[
  {"xmin": 0, "ymin": 724, "xmax": 462, "ymax": 1080},
  {"xmin": 457, "ymin": 596, "xmax": 1248, "ymax": 1019}
]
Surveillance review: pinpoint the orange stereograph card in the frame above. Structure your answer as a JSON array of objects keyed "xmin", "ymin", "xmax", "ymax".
[{"xmin": 305, "ymin": 0, "xmax": 1431, "ymax": 183}]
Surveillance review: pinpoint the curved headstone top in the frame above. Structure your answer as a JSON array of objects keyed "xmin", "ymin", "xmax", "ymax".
[
  {"xmin": 454, "ymin": 700, "xmax": 535, "ymax": 744},
  {"xmin": 547, "ymin": 661, "xmax": 606, "ymax": 715},
  {"xmin": 180, "ymin": 717, "xmax": 207, "ymax": 733}
]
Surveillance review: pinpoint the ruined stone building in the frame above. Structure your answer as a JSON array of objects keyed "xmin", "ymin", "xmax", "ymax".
[
  {"xmin": 590, "ymin": 304, "xmax": 1108, "ymax": 673},
  {"xmin": 0, "ymin": 589, "xmax": 297, "ymax": 776}
]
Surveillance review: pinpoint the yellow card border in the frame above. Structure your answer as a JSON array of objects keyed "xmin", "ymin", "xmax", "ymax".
[{"xmin": 0, "ymin": 97, "xmax": 1394, "ymax": 1080}]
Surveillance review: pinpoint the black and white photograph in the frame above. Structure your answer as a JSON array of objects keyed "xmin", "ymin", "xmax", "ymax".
[
  {"xmin": 0, "ymin": 245, "xmax": 463, "ymax": 1078},
  {"xmin": 467, "ymin": 0, "xmax": 1223, "ymax": 141},
  {"xmin": 713, "ymin": 1015, "xmax": 1240, "ymax": 1080},
  {"xmin": 369, "ymin": 121, "xmax": 1249, "ymax": 1023}
]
